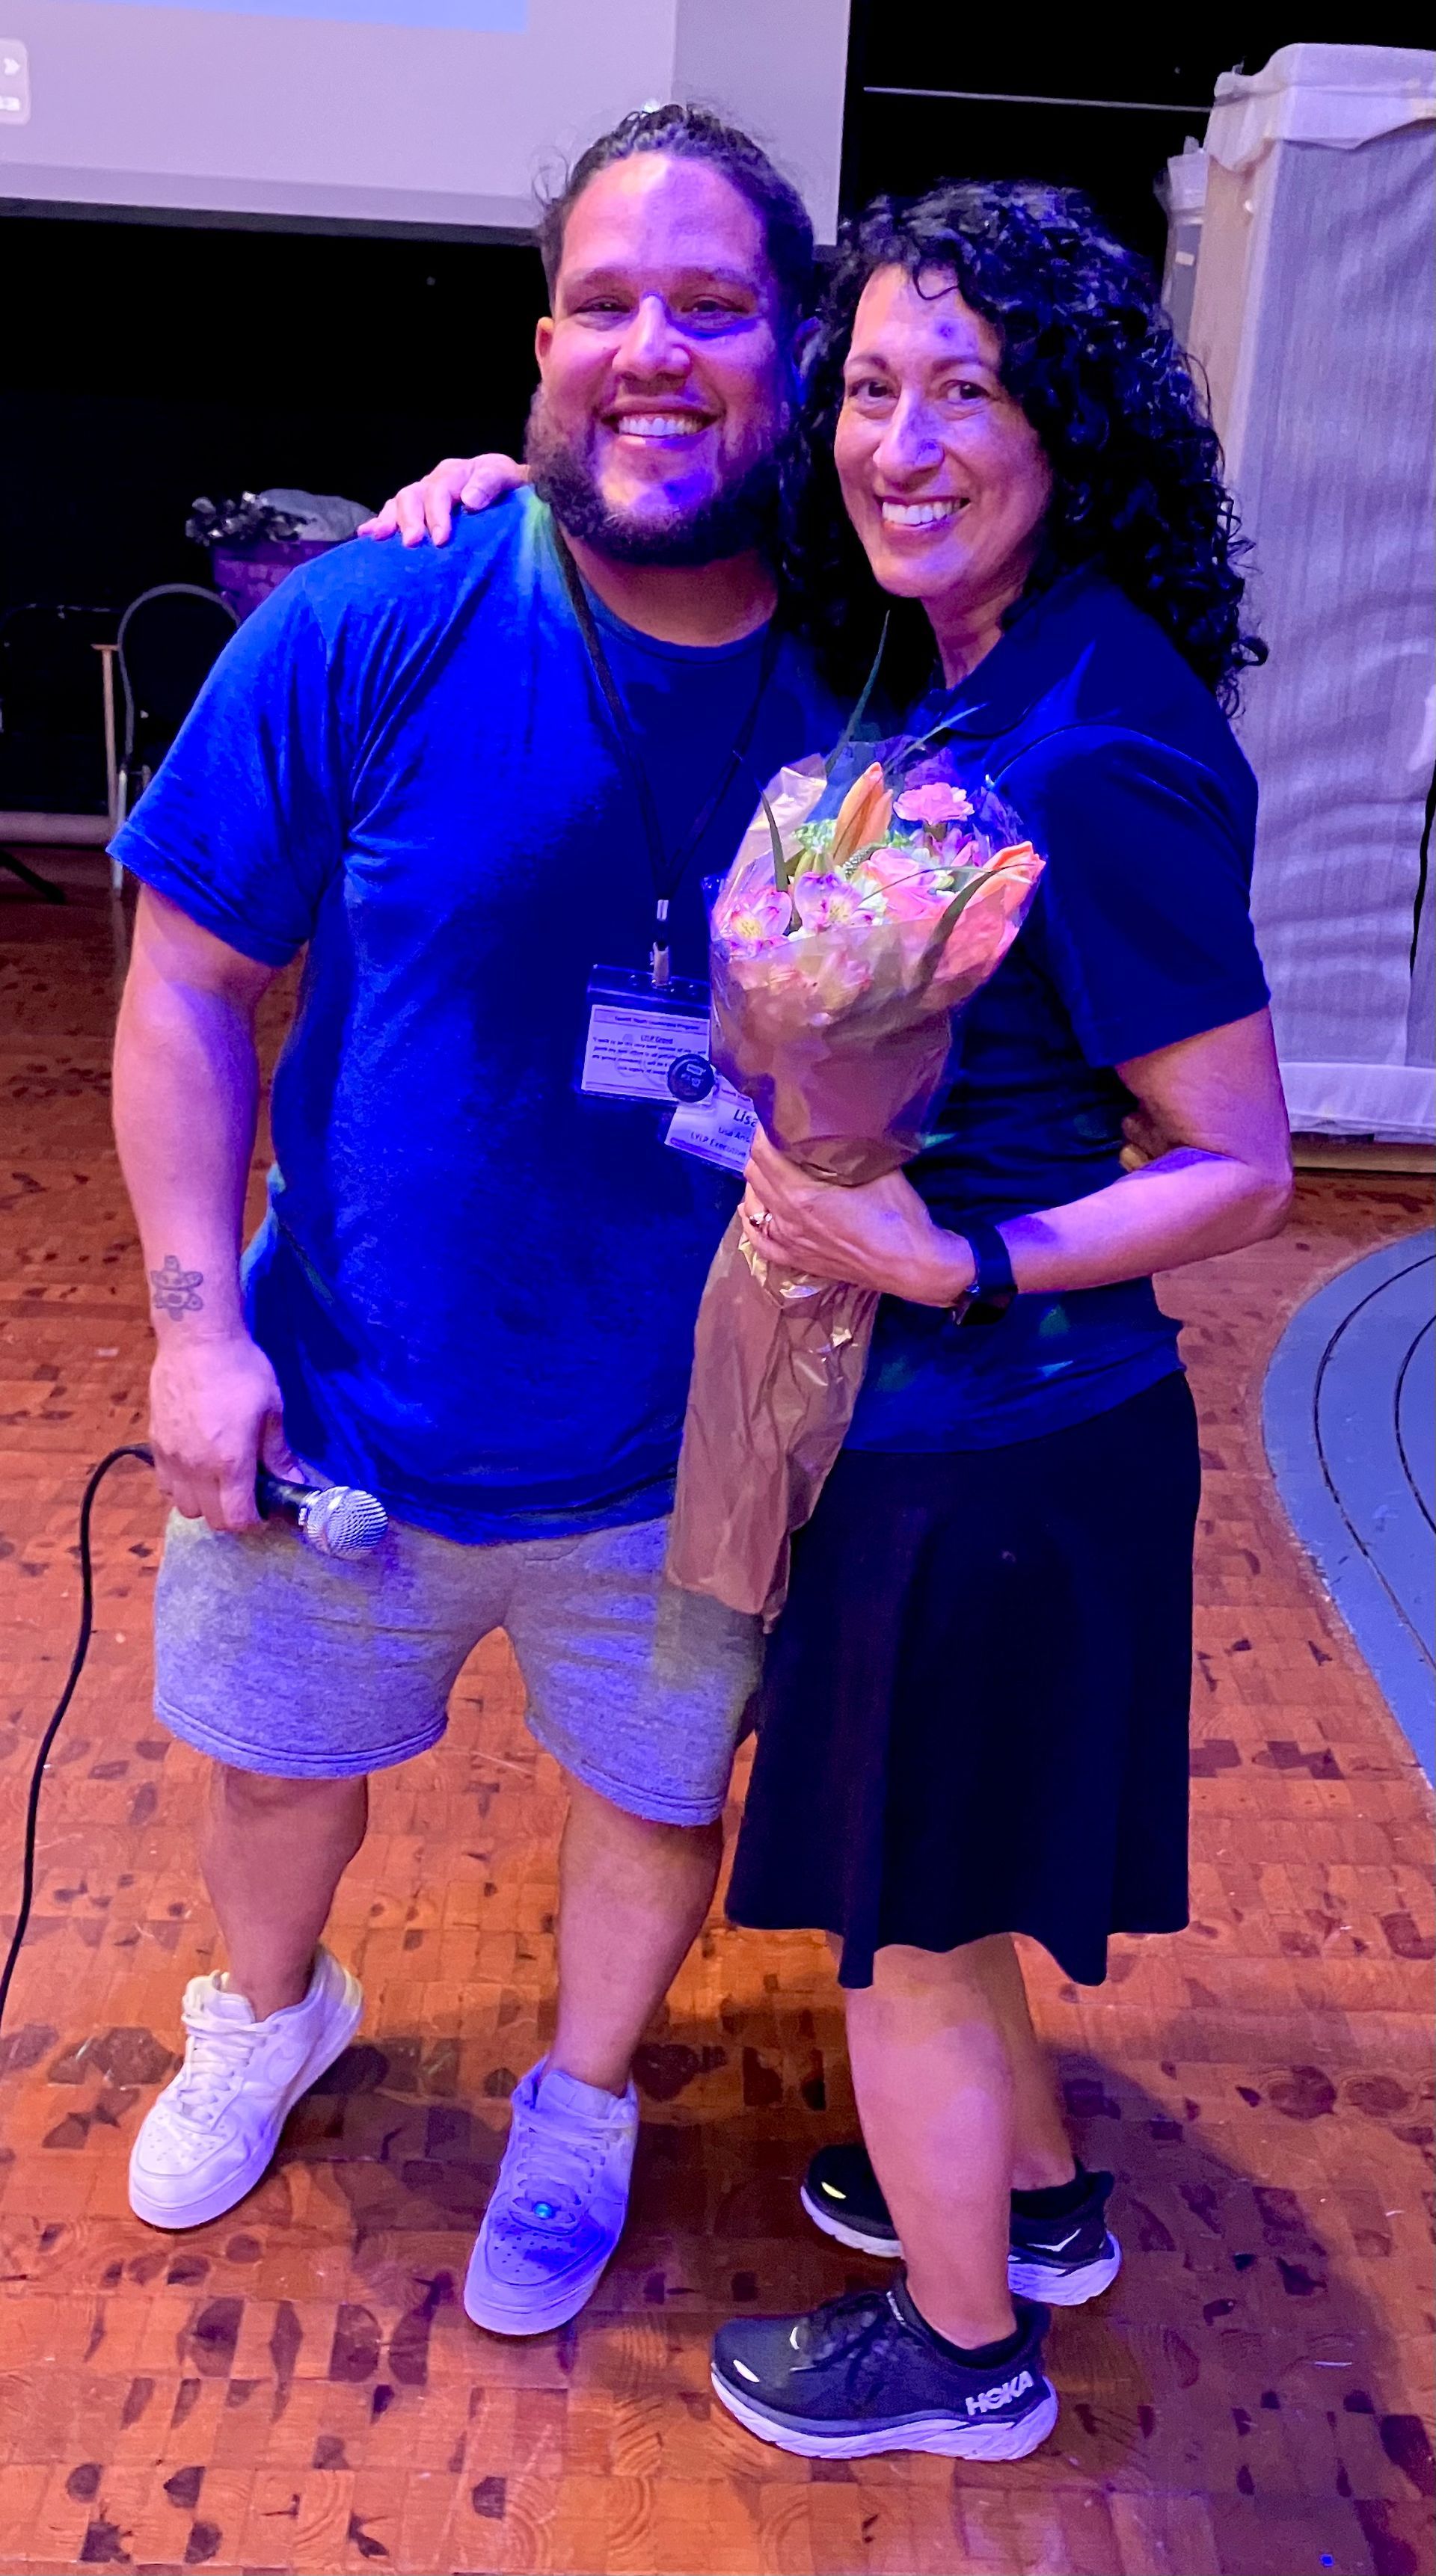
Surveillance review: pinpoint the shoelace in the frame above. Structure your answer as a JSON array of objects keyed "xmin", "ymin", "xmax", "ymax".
[
  {"xmin": 168, "ymin": 2010, "xmax": 267, "ymax": 2128},
  {"xmin": 502, "ymin": 2108, "xmax": 611, "ymax": 2234},
  {"xmin": 793, "ymin": 2290, "xmax": 898, "ymax": 2397}
]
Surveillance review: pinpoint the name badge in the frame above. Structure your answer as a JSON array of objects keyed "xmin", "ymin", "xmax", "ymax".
[
  {"xmin": 579, "ymin": 965, "xmax": 717, "ymax": 1107},
  {"xmin": 666, "ymin": 1074, "xmax": 758, "ymax": 1175}
]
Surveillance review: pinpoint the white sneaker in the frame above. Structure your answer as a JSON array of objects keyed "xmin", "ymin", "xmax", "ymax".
[
  {"xmin": 464, "ymin": 2059, "xmax": 638, "ymax": 2336},
  {"xmin": 128, "ymin": 1946, "xmax": 363, "ymax": 2230}
]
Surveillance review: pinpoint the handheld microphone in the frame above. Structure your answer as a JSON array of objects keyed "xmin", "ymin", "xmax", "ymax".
[{"xmin": 256, "ymin": 1467, "xmax": 388, "ymax": 1558}]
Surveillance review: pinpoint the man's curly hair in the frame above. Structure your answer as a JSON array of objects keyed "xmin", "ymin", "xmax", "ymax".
[{"xmin": 786, "ymin": 181, "xmax": 1265, "ymax": 713}]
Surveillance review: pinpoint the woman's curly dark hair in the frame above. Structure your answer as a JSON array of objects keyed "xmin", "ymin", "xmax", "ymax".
[{"xmin": 784, "ymin": 181, "xmax": 1265, "ymax": 713}]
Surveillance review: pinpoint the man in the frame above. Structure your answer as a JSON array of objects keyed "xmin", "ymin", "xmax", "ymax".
[{"xmin": 111, "ymin": 102, "xmax": 842, "ymax": 2337}]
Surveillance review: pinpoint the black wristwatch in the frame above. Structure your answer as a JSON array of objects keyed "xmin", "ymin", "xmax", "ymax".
[{"xmin": 948, "ymin": 1217, "xmax": 1018, "ymax": 1327}]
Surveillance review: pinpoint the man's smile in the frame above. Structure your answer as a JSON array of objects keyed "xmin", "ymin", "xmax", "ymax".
[{"xmin": 604, "ymin": 405, "xmax": 717, "ymax": 443}]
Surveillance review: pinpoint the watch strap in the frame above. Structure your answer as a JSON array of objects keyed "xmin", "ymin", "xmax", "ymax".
[
  {"xmin": 964, "ymin": 1218, "xmax": 1016, "ymax": 1304},
  {"xmin": 951, "ymin": 1217, "xmax": 1017, "ymax": 1327}
]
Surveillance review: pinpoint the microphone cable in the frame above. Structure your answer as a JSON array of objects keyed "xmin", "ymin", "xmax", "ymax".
[{"xmin": 0, "ymin": 1444, "xmax": 154, "ymax": 2043}]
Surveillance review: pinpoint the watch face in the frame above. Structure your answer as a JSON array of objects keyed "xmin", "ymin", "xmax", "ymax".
[{"xmin": 964, "ymin": 1287, "xmax": 1016, "ymax": 1327}]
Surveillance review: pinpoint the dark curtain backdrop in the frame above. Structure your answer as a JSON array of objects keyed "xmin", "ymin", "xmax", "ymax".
[
  {"xmin": 1, "ymin": 221, "xmax": 545, "ymax": 618},
  {"xmin": 836, "ymin": 17, "xmax": 1414, "ymax": 275}
]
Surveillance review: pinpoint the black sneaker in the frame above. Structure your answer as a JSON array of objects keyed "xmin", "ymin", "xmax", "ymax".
[
  {"xmin": 802, "ymin": 2142, "xmax": 1123, "ymax": 2307},
  {"xmin": 1009, "ymin": 2169, "xmax": 1122, "ymax": 2305},
  {"xmin": 711, "ymin": 2282, "xmax": 1057, "ymax": 2460},
  {"xmin": 801, "ymin": 2141, "xmax": 900, "ymax": 2256}
]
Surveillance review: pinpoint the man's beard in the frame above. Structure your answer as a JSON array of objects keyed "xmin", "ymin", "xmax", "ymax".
[{"xmin": 524, "ymin": 386, "xmax": 783, "ymax": 567}]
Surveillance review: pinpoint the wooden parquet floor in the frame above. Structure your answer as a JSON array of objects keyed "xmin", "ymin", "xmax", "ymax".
[{"xmin": 1, "ymin": 855, "xmax": 1432, "ymax": 2576}]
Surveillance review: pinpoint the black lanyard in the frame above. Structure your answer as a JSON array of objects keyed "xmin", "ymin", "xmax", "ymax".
[{"xmin": 553, "ymin": 524, "xmax": 781, "ymax": 983}]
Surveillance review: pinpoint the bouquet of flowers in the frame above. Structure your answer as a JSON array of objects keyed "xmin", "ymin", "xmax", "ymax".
[{"xmin": 666, "ymin": 737, "xmax": 1044, "ymax": 1623}]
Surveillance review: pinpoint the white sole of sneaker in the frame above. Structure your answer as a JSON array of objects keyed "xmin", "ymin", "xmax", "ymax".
[
  {"xmin": 128, "ymin": 1967, "xmax": 363, "ymax": 2232},
  {"xmin": 1009, "ymin": 2234, "xmax": 1123, "ymax": 2307},
  {"xmin": 800, "ymin": 2183, "xmax": 901, "ymax": 2258},
  {"xmin": 462, "ymin": 2249, "xmax": 614, "ymax": 2339},
  {"xmin": 711, "ymin": 2366, "xmax": 1060, "ymax": 2460}
]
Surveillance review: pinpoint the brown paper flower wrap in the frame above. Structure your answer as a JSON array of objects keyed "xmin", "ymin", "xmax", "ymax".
[{"xmin": 666, "ymin": 748, "xmax": 1044, "ymax": 1623}]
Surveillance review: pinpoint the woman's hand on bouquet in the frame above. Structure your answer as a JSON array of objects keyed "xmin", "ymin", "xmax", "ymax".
[
  {"xmin": 358, "ymin": 453, "xmax": 527, "ymax": 546},
  {"xmin": 743, "ymin": 1131, "xmax": 975, "ymax": 1306}
]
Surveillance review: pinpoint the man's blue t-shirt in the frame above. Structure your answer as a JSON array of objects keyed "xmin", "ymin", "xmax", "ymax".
[
  {"xmin": 845, "ymin": 567, "xmax": 1271, "ymax": 1454},
  {"xmin": 113, "ymin": 492, "xmax": 844, "ymax": 1538}
]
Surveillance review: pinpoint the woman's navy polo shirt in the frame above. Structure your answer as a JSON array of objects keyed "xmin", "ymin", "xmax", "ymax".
[{"xmin": 845, "ymin": 566, "xmax": 1271, "ymax": 1454}]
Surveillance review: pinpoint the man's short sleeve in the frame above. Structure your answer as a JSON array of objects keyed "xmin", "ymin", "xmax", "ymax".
[
  {"xmin": 998, "ymin": 725, "xmax": 1271, "ymax": 1068},
  {"xmin": 110, "ymin": 579, "xmax": 346, "ymax": 968}
]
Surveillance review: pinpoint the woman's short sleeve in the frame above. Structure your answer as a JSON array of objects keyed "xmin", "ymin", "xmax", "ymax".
[{"xmin": 997, "ymin": 725, "xmax": 1271, "ymax": 1067}]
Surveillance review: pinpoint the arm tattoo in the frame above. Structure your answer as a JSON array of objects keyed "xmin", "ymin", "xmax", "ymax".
[{"xmin": 150, "ymin": 1254, "xmax": 205, "ymax": 1318}]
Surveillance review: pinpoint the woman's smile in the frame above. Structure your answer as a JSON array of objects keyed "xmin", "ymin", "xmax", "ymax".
[{"xmin": 877, "ymin": 496, "xmax": 968, "ymax": 530}]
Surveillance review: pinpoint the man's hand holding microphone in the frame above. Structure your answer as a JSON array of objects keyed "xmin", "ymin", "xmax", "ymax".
[
  {"xmin": 148, "ymin": 1317, "xmax": 298, "ymax": 1534},
  {"xmin": 114, "ymin": 886, "xmax": 385, "ymax": 1559}
]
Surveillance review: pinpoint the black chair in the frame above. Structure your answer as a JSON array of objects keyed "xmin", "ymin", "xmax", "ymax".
[{"xmin": 113, "ymin": 585, "xmax": 238, "ymax": 863}]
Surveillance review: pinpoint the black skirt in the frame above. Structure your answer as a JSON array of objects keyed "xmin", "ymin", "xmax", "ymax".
[{"xmin": 726, "ymin": 1371, "xmax": 1200, "ymax": 1989}]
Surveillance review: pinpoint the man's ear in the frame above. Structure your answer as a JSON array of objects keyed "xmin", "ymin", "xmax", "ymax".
[{"xmin": 535, "ymin": 315, "xmax": 555, "ymax": 374}]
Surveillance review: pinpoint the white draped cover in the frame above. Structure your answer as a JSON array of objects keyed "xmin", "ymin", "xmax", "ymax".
[{"xmin": 1188, "ymin": 45, "xmax": 1436, "ymax": 1140}]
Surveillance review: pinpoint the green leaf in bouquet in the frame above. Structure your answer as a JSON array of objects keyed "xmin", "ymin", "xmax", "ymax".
[
  {"xmin": 759, "ymin": 788, "xmax": 798, "ymax": 908},
  {"xmin": 925, "ymin": 858, "xmax": 1002, "ymax": 950},
  {"xmin": 892, "ymin": 707, "xmax": 966, "ymax": 769},
  {"xmin": 823, "ymin": 615, "xmax": 890, "ymax": 782}
]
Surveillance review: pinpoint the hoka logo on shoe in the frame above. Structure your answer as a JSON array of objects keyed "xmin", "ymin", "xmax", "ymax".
[{"xmin": 966, "ymin": 2368, "xmax": 1034, "ymax": 2416}]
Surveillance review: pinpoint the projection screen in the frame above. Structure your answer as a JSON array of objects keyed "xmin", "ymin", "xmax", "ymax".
[{"xmin": 0, "ymin": 0, "xmax": 850, "ymax": 239}]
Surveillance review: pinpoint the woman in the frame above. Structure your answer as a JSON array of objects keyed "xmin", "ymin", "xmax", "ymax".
[
  {"xmin": 707, "ymin": 184, "xmax": 1289, "ymax": 2461},
  {"xmin": 374, "ymin": 181, "xmax": 1290, "ymax": 2463}
]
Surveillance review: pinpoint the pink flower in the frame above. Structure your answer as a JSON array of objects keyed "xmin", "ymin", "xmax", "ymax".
[
  {"xmin": 794, "ymin": 873, "xmax": 870, "ymax": 932},
  {"xmin": 895, "ymin": 781, "xmax": 974, "ymax": 828},
  {"xmin": 851, "ymin": 849, "xmax": 948, "ymax": 922},
  {"xmin": 939, "ymin": 834, "xmax": 978, "ymax": 870},
  {"xmin": 719, "ymin": 885, "xmax": 792, "ymax": 947}
]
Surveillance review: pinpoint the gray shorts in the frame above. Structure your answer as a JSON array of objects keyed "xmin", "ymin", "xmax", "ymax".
[{"xmin": 153, "ymin": 1508, "xmax": 761, "ymax": 1827}]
